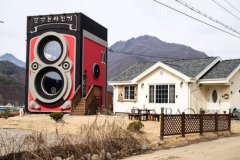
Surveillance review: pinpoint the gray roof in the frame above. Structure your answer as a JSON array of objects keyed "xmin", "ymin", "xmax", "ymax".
[
  {"xmin": 162, "ymin": 57, "xmax": 218, "ymax": 77},
  {"xmin": 110, "ymin": 57, "xmax": 218, "ymax": 82},
  {"xmin": 201, "ymin": 59, "xmax": 240, "ymax": 79},
  {"xmin": 110, "ymin": 62, "xmax": 155, "ymax": 82}
]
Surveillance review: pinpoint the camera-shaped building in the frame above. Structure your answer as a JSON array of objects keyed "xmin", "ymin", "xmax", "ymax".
[{"xmin": 25, "ymin": 13, "xmax": 107, "ymax": 114}]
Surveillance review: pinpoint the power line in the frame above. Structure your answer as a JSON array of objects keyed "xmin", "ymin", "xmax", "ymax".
[
  {"xmin": 108, "ymin": 49, "xmax": 216, "ymax": 68},
  {"xmin": 153, "ymin": 0, "xmax": 240, "ymax": 39},
  {"xmin": 108, "ymin": 49, "xmax": 180, "ymax": 59},
  {"xmin": 175, "ymin": 0, "xmax": 240, "ymax": 35},
  {"xmin": 222, "ymin": 0, "xmax": 240, "ymax": 14},
  {"xmin": 212, "ymin": 0, "xmax": 240, "ymax": 22},
  {"xmin": 108, "ymin": 49, "xmax": 211, "ymax": 62}
]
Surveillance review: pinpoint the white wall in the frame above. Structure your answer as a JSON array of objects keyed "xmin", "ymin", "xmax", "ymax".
[
  {"xmin": 190, "ymin": 83, "xmax": 208, "ymax": 113},
  {"xmin": 191, "ymin": 70, "xmax": 240, "ymax": 114},
  {"xmin": 112, "ymin": 67, "xmax": 190, "ymax": 114},
  {"xmin": 230, "ymin": 70, "xmax": 240, "ymax": 109}
]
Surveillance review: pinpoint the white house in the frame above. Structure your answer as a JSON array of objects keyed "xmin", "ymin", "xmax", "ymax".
[
  {"xmin": 108, "ymin": 57, "xmax": 240, "ymax": 114},
  {"xmin": 0, "ymin": 103, "xmax": 14, "ymax": 109}
]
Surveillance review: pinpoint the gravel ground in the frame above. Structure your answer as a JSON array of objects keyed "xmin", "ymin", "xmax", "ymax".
[
  {"xmin": 0, "ymin": 128, "xmax": 62, "ymax": 156},
  {"xmin": 125, "ymin": 136, "xmax": 240, "ymax": 160}
]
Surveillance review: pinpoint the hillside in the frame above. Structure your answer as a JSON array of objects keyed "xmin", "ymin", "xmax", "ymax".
[
  {"xmin": 0, "ymin": 53, "xmax": 25, "ymax": 68},
  {"xmin": 108, "ymin": 35, "xmax": 207, "ymax": 81},
  {"xmin": 0, "ymin": 61, "xmax": 25, "ymax": 105}
]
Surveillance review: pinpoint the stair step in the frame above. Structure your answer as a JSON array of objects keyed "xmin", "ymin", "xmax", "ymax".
[
  {"xmin": 71, "ymin": 112, "xmax": 85, "ymax": 115},
  {"xmin": 74, "ymin": 109, "xmax": 85, "ymax": 112}
]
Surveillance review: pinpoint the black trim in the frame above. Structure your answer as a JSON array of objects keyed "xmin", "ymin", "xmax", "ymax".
[
  {"xmin": 35, "ymin": 98, "xmax": 65, "ymax": 108},
  {"xmin": 25, "ymin": 35, "xmax": 30, "ymax": 112}
]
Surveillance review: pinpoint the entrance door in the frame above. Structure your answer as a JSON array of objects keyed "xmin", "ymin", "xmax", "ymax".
[{"xmin": 208, "ymin": 88, "xmax": 221, "ymax": 113}]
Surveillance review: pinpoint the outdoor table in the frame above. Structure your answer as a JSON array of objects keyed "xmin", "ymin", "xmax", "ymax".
[{"xmin": 138, "ymin": 109, "xmax": 154, "ymax": 121}]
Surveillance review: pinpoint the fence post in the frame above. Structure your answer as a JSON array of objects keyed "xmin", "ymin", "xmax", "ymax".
[
  {"xmin": 215, "ymin": 112, "xmax": 218, "ymax": 133},
  {"xmin": 228, "ymin": 108, "xmax": 231, "ymax": 131},
  {"xmin": 181, "ymin": 112, "xmax": 185, "ymax": 138},
  {"xmin": 200, "ymin": 110, "xmax": 203, "ymax": 136},
  {"xmin": 160, "ymin": 107, "xmax": 164, "ymax": 140}
]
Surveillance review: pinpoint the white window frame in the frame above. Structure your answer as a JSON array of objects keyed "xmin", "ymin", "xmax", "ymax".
[
  {"xmin": 101, "ymin": 51, "xmax": 106, "ymax": 64},
  {"xmin": 124, "ymin": 85, "xmax": 135, "ymax": 100},
  {"xmin": 149, "ymin": 84, "xmax": 175, "ymax": 104}
]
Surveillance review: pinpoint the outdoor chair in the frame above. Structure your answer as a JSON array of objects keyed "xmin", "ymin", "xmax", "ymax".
[
  {"xmin": 148, "ymin": 109, "xmax": 160, "ymax": 121},
  {"xmin": 128, "ymin": 108, "xmax": 140, "ymax": 120}
]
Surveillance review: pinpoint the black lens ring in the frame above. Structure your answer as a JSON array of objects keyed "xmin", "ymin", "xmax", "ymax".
[
  {"xmin": 35, "ymin": 67, "xmax": 64, "ymax": 100},
  {"xmin": 93, "ymin": 63, "xmax": 100, "ymax": 79},
  {"xmin": 37, "ymin": 36, "xmax": 63, "ymax": 64},
  {"xmin": 31, "ymin": 62, "xmax": 39, "ymax": 70},
  {"xmin": 62, "ymin": 61, "xmax": 70, "ymax": 70}
]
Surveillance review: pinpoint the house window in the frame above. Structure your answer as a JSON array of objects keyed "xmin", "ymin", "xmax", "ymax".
[
  {"xmin": 124, "ymin": 86, "xmax": 135, "ymax": 99},
  {"xmin": 149, "ymin": 85, "xmax": 155, "ymax": 103},
  {"xmin": 149, "ymin": 84, "xmax": 175, "ymax": 103},
  {"xmin": 212, "ymin": 90, "xmax": 217, "ymax": 103},
  {"xmin": 156, "ymin": 85, "xmax": 168, "ymax": 103},
  {"xmin": 101, "ymin": 51, "xmax": 106, "ymax": 63},
  {"xmin": 169, "ymin": 85, "xmax": 175, "ymax": 103}
]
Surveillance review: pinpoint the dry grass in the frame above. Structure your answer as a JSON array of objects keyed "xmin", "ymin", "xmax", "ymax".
[
  {"xmin": 1, "ymin": 115, "xmax": 240, "ymax": 159},
  {"xmin": 0, "ymin": 117, "xmax": 148, "ymax": 160},
  {"xmin": 0, "ymin": 111, "xmax": 19, "ymax": 119}
]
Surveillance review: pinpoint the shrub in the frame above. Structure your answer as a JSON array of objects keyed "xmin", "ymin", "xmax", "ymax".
[
  {"xmin": 49, "ymin": 112, "xmax": 64, "ymax": 122},
  {"xmin": 127, "ymin": 120, "xmax": 144, "ymax": 132},
  {"xmin": 0, "ymin": 111, "xmax": 15, "ymax": 119},
  {"xmin": 102, "ymin": 108, "xmax": 113, "ymax": 115}
]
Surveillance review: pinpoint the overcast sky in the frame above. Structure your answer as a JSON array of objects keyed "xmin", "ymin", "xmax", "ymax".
[{"xmin": 0, "ymin": 0, "xmax": 240, "ymax": 62}]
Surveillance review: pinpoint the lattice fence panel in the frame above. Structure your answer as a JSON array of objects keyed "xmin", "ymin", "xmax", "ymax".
[
  {"xmin": 203, "ymin": 114, "xmax": 215, "ymax": 132},
  {"xmin": 218, "ymin": 115, "xmax": 229, "ymax": 131},
  {"xmin": 185, "ymin": 115, "xmax": 200, "ymax": 133},
  {"xmin": 163, "ymin": 115, "xmax": 182, "ymax": 135},
  {"xmin": 160, "ymin": 112, "xmax": 231, "ymax": 140}
]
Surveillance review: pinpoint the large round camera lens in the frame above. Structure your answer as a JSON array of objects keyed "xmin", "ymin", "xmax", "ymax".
[
  {"xmin": 43, "ymin": 40, "xmax": 62, "ymax": 62},
  {"xmin": 41, "ymin": 71, "xmax": 63, "ymax": 95},
  {"xmin": 37, "ymin": 35, "xmax": 64, "ymax": 64}
]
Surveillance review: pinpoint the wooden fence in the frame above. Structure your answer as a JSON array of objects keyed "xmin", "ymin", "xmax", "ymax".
[{"xmin": 160, "ymin": 109, "xmax": 231, "ymax": 140}]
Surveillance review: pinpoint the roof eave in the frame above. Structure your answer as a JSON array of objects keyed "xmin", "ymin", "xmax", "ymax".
[
  {"xmin": 198, "ymin": 78, "xmax": 229, "ymax": 84},
  {"xmin": 194, "ymin": 57, "xmax": 221, "ymax": 81},
  {"xmin": 226, "ymin": 64, "xmax": 240, "ymax": 81},
  {"xmin": 108, "ymin": 81, "xmax": 136, "ymax": 86}
]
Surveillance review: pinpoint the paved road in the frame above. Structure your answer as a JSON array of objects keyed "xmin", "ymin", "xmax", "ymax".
[{"xmin": 125, "ymin": 136, "xmax": 240, "ymax": 160}]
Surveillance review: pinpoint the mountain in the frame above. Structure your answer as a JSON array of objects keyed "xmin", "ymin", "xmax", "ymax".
[
  {"xmin": 0, "ymin": 53, "xmax": 26, "ymax": 68},
  {"xmin": 0, "ymin": 61, "xmax": 25, "ymax": 105},
  {"xmin": 108, "ymin": 35, "xmax": 208, "ymax": 81}
]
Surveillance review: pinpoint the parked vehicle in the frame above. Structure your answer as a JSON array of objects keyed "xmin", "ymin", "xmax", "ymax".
[
  {"xmin": 232, "ymin": 108, "xmax": 240, "ymax": 120},
  {"xmin": 0, "ymin": 108, "xmax": 7, "ymax": 113}
]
